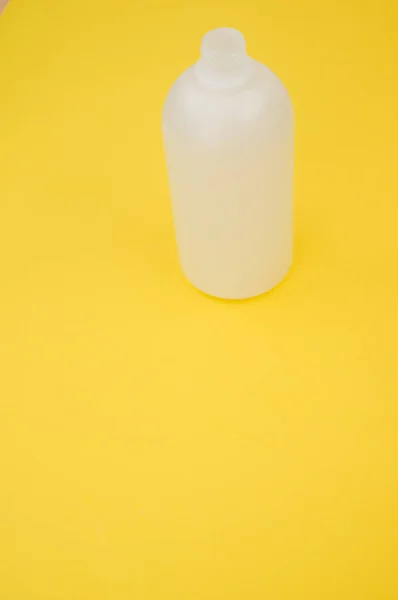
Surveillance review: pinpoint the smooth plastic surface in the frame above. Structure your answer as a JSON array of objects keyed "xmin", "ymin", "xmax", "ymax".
[{"xmin": 162, "ymin": 28, "xmax": 294, "ymax": 299}]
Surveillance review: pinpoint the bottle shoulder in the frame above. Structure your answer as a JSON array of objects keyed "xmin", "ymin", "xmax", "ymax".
[{"xmin": 162, "ymin": 60, "xmax": 293, "ymax": 136}]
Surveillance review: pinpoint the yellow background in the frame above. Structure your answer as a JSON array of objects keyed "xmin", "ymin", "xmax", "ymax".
[{"xmin": 0, "ymin": 0, "xmax": 397, "ymax": 598}]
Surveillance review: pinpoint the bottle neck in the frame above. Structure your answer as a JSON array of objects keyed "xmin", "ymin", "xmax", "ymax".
[{"xmin": 194, "ymin": 28, "xmax": 253, "ymax": 90}]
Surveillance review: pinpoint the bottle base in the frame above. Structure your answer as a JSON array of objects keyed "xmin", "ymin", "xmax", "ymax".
[{"xmin": 181, "ymin": 262, "xmax": 292, "ymax": 300}]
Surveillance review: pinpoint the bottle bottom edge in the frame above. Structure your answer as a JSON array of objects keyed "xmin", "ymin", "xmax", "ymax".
[{"xmin": 181, "ymin": 262, "xmax": 293, "ymax": 301}]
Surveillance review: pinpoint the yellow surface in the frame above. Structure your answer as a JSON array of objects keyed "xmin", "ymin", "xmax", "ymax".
[{"xmin": 0, "ymin": 0, "xmax": 397, "ymax": 598}]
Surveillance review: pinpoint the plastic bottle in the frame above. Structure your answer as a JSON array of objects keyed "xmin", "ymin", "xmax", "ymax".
[{"xmin": 162, "ymin": 28, "xmax": 294, "ymax": 299}]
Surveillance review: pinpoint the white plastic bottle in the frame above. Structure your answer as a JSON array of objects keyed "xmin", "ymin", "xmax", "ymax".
[{"xmin": 162, "ymin": 28, "xmax": 294, "ymax": 299}]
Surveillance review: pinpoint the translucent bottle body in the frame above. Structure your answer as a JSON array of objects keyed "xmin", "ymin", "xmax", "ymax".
[{"xmin": 162, "ymin": 28, "xmax": 294, "ymax": 299}]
